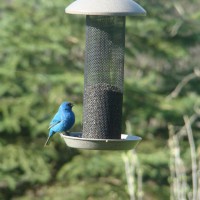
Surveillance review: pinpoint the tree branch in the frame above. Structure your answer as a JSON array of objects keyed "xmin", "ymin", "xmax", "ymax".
[
  {"xmin": 167, "ymin": 68, "xmax": 200, "ymax": 99},
  {"xmin": 184, "ymin": 116, "xmax": 198, "ymax": 200}
]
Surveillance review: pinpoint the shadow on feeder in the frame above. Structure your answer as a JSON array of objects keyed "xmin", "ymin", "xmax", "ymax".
[{"xmin": 61, "ymin": 0, "xmax": 146, "ymax": 150}]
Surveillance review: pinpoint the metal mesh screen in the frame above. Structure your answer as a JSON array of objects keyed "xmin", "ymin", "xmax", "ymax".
[{"xmin": 83, "ymin": 16, "xmax": 125, "ymax": 139}]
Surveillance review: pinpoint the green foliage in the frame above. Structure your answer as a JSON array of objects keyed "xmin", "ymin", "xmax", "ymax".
[
  {"xmin": 0, "ymin": 0, "xmax": 200, "ymax": 199},
  {"xmin": 0, "ymin": 145, "xmax": 51, "ymax": 187},
  {"xmin": 57, "ymin": 151, "xmax": 125, "ymax": 182}
]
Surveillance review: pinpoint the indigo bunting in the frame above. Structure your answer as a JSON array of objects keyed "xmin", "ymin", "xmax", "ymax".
[{"xmin": 44, "ymin": 102, "xmax": 75, "ymax": 146}]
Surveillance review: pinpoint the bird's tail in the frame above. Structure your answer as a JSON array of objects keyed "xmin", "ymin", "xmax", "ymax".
[{"xmin": 44, "ymin": 136, "xmax": 51, "ymax": 147}]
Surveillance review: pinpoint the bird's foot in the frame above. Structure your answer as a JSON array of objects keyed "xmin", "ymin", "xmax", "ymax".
[{"xmin": 64, "ymin": 131, "xmax": 70, "ymax": 136}]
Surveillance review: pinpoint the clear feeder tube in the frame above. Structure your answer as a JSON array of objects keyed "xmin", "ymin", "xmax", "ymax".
[{"xmin": 83, "ymin": 16, "xmax": 125, "ymax": 139}]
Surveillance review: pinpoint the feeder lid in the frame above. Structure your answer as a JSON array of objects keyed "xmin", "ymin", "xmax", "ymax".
[
  {"xmin": 60, "ymin": 132, "xmax": 142, "ymax": 150},
  {"xmin": 65, "ymin": 0, "xmax": 146, "ymax": 16}
]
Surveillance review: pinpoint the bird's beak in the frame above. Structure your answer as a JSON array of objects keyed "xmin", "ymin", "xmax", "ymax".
[{"xmin": 69, "ymin": 103, "xmax": 74, "ymax": 108}]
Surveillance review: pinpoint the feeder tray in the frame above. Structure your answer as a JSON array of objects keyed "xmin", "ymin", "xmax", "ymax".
[{"xmin": 60, "ymin": 132, "xmax": 142, "ymax": 150}]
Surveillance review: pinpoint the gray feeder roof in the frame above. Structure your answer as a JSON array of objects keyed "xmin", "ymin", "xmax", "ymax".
[{"xmin": 65, "ymin": 0, "xmax": 146, "ymax": 16}]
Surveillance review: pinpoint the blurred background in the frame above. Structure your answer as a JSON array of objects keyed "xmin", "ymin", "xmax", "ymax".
[{"xmin": 0, "ymin": 0, "xmax": 200, "ymax": 199}]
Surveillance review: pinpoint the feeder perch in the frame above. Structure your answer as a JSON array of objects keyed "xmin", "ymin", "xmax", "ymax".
[{"xmin": 61, "ymin": 0, "xmax": 146, "ymax": 150}]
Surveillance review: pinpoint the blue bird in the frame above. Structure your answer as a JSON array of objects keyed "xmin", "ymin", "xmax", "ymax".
[{"xmin": 44, "ymin": 102, "xmax": 75, "ymax": 146}]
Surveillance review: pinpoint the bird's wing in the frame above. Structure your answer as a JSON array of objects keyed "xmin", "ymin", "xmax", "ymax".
[
  {"xmin": 48, "ymin": 121, "xmax": 61, "ymax": 129},
  {"xmin": 48, "ymin": 111, "xmax": 61, "ymax": 129},
  {"xmin": 50, "ymin": 120, "xmax": 64, "ymax": 132}
]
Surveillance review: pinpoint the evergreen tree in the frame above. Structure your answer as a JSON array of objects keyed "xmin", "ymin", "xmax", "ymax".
[{"xmin": 0, "ymin": 0, "xmax": 199, "ymax": 199}]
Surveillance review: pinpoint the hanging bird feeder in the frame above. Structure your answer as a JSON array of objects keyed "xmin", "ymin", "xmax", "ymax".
[{"xmin": 61, "ymin": 0, "xmax": 146, "ymax": 150}]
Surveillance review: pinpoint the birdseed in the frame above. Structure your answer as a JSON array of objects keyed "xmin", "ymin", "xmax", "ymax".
[{"xmin": 83, "ymin": 83, "xmax": 123, "ymax": 139}]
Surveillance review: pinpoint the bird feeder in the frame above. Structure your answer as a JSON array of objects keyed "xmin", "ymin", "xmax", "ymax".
[{"xmin": 61, "ymin": 0, "xmax": 146, "ymax": 150}]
